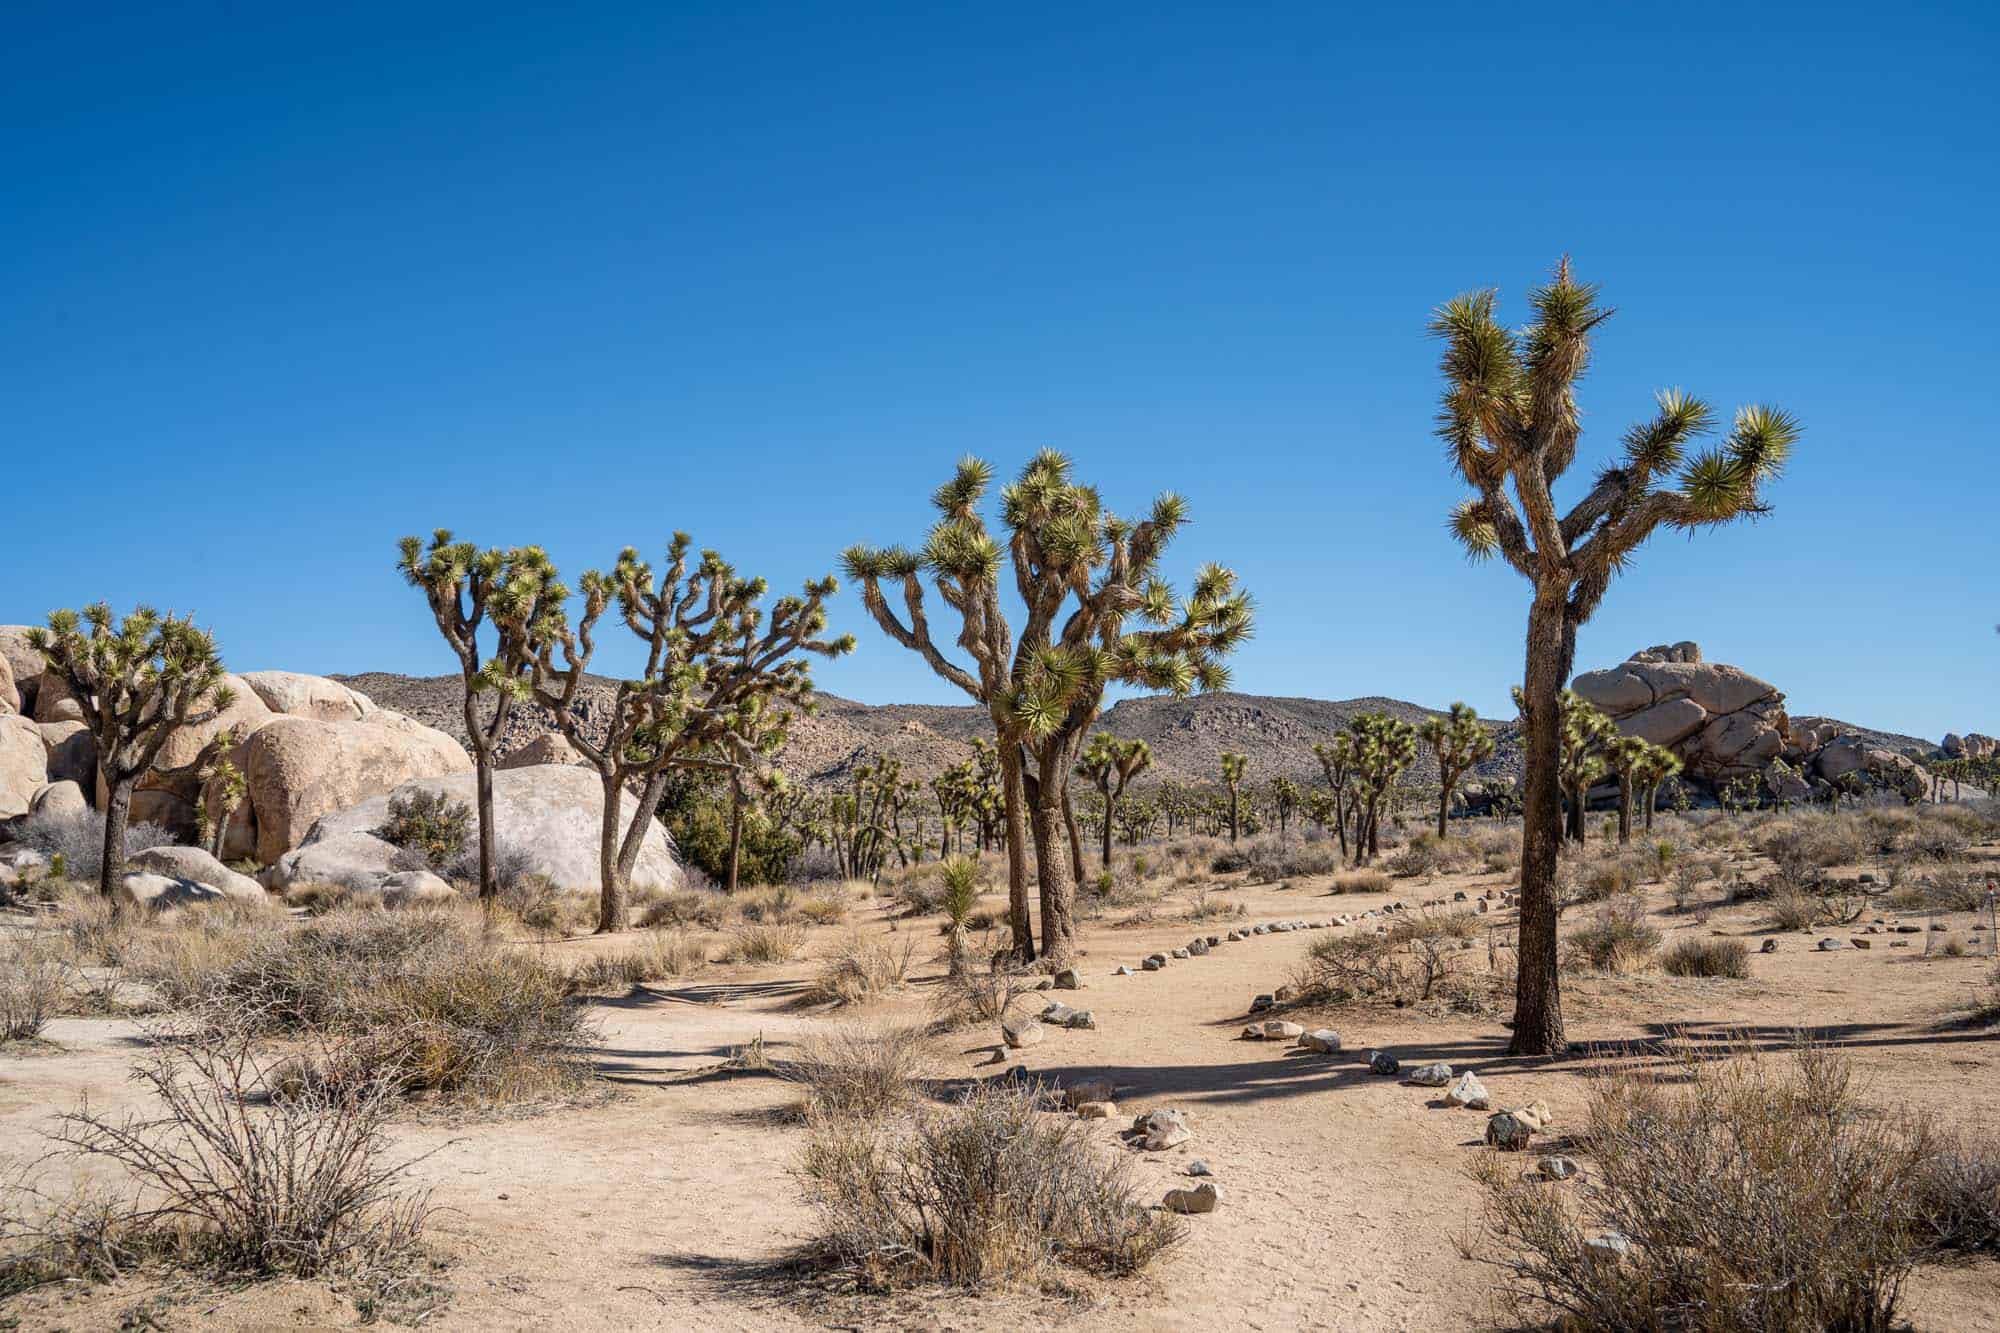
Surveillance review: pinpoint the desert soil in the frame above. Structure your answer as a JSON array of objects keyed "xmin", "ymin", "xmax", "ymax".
[{"xmin": 4, "ymin": 849, "xmax": 1999, "ymax": 1330}]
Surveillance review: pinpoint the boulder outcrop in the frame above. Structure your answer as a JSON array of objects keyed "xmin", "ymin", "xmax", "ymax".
[
  {"xmin": 1943, "ymin": 732, "xmax": 1997, "ymax": 761},
  {"xmin": 236, "ymin": 715, "xmax": 472, "ymax": 864},
  {"xmin": 240, "ymin": 670, "xmax": 377, "ymax": 722},
  {"xmin": 1572, "ymin": 644, "xmax": 1788, "ymax": 781},
  {"xmin": 0, "ymin": 628, "xmax": 42, "ymax": 717},
  {"xmin": 1, "ymin": 714, "xmax": 49, "ymax": 816}
]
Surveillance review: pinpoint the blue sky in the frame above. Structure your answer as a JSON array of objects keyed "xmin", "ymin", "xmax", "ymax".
[{"xmin": 4, "ymin": 2, "xmax": 1993, "ymax": 739}]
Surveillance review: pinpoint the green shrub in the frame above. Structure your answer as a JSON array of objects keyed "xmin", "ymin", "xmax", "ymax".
[{"xmin": 375, "ymin": 790, "xmax": 471, "ymax": 869}]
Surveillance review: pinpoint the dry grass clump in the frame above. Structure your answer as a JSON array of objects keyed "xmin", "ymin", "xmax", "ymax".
[
  {"xmin": 1566, "ymin": 901, "xmax": 1662, "ymax": 973},
  {"xmin": 567, "ymin": 930, "xmax": 707, "ymax": 992},
  {"xmin": 0, "ymin": 936, "xmax": 71, "ymax": 1042},
  {"xmin": 1387, "ymin": 832, "xmax": 1481, "ymax": 879},
  {"xmin": 165, "ymin": 908, "xmax": 595, "ymax": 1103},
  {"xmin": 1470, "ymin": 1040, "xmax": 1989, "ymax": 1332},
  {"xmin": 787, "ymin": 1023, "xmax": 927, "ymax": 1119},
  {"xmin": 1662, "ymin": 936, "xmax": 1752, "ymax": 979},
  {"xmin": 725, "ymin": 921, "xmax": 806, "ymax": 965},
  {"xmin": 1328, "ymin": 868, "xmax": 1391, "ymax": 895},
  {"xmin": 1765, "ymin": 887, "xmax": 1823, "ymax": 931},
  {"xmin": 497, "ymin": 875, "xmax": 597, "ymax": 938},
  {"xmin": 1756, "ymin": 813, "xmax": 1866, "ymax": 874},
  {"xmin": 799, "ymin": 933, "xmax": 916, "ymax": 1007},
  {"xmin": 1292, "ymin": 910, "xmax": 1490, "ymax": 1010},
  {"xmin": 930, "ymin": 964, "xmax": 1039, "ymax": 1030},
  {"xmin": 1567, "ymin": 853, "xmax": 1652, "ymax": 906},
  {"xmin": 638, "ymin": 887, "xmax": 733, "ymax": 931},
  {"xmin": 795, "ymin": 1080, "xmax": 1180, "ymax": 1291},
  {"xmin": 6, "ymin": 1027, "xmax": 443, "ymax": 1315},
  {"xmin": 283, "ymin": 880, "xmax": 360, "ymax": 916}
]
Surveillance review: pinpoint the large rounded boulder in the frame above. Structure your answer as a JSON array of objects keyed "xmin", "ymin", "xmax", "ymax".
[
  {"xmin": 272, "ymin": 763, "xmax": 682, "ymax": 895},
  {"xmin": 239, "ymin": 670, "xmax": 377, "ymax": 722},
  {"xmin": 0, "ymin": 627, "xmax": 41, "ymax": 717},
  {"xmin": 237, "ymin": 715, "xmax": 472, "ymax": 865},
  {"xmin": 1572, "ymin": 643, "xmax": 1789, "ymax": 782},
  {"xmin": 1, "ymin": 713, "xmax": 48, "ymax": 816}
]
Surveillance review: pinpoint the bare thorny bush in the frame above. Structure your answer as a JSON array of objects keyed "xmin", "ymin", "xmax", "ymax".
[
  {"xmin": 1291, "ymin": 909, "xmax": 1497, "ymax": 1013},
  {"xmin": 794, "ymin": 1079, "xmax": 1179, "ymax": 1292},
  {"xmin": 1469, "ymin": 1038, "xmax": 2000, "ymax": 1332},
  {"xmin": 3, "ymin": 1024, "xmax": 442, "ymax": 1313}
]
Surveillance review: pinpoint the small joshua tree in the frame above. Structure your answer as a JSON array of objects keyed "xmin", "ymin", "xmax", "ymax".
[
  {"xmin": 1347, "ymin": 714, "xmax": 1419, "ymax": 864},
  {"xmin": 1075, "ymin": 734, "xmax": 1152, "ymax": 869},
  {"xmin": 29, "ymin": 605, "xmax": 232, "ymax": 901},
  {"xmin": 193, "ymin": 729, "xmax": 247, "ymax": 860},
  {"xmin": 1420, "ymin": 701, "xmax": 1496, "ymax": 839},
  {"xmin": 1270, "ymin": 775, "xmax": 1301, "ymax": 842},
  {"xmin": 1219, "ymin": 752, "xmax": 1248, "ymax": 843},
  {"xmin": 399, "ymin": 533, "xmax": 567, "ymax": 900},
  {"xmin": 938, "ymin": 854, "xmax": 981, "ymax": 977},
  {"xmin": 1312, "ymin": 735, "xmax": 1358, "ymax": 858},
  {"xmin": 1436, "ymin": 259, "xmax": 1799, "ymax": 1054},
  {"xmin": 1632, "ymin": 742, "xmax": 1683, "ymax": 832},
  {"xmin": 534, "ymin": 535, "xmax": 851, "ymax": 932}
]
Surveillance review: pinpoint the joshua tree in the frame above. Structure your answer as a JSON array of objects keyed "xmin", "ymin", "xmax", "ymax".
[
  {"xmin": 398, "ymin": 533, "xmax": 566, "ymax": 900},
  {"xmin": 1270, "ymin": 775, "xmax": 1301, "ymax": 842},
  {"xmin": 29, "ymin": 606, "xmax": 232, "ymax": 902},
  {"xmin": 1420, "ymin": 702, "xmax": 1496, "ymax": 839},
  {"xmin": 1634, "ymin": 744, "xmax": 1683, "ymax": 831},
  {"xmin": 1436, "ymin": 259, "xmax": 1799, "ymax": 1054},
  {"xmin": 937, "ymin": 854, "xmax": 981, "ymax": 977},
  {"xmin": 846, "ymin": 452, "xmax": 1250, "ymax": 969},
  {"xmin": 193, "ymin": 729, "xmax": 246, "ymax": 860},
  {"xmin": 1606, "ymin": 735, "xmax": 1659, "ymax": 844},
  {"xmin": 1526, "ymin": 688, "xmax": 1618, "ymax": 844},
  {"xmin": 1075, "ymin": 734, "xmax": 1153, "ymax": 869},
  {"xmin": 533, "ymin": 535, "xmax": 850, "ymax": 932},
  {"xmin": 1311, "ymin": 736, "xmax": 1357, "ymax": 858},
  {"xmin": 1219, "ymin": 752, "xmax": 1248, "ymax": 843},
  {"xmin": 1347, "ymin": 714, "xmax": 1420, "ymax": 864}
]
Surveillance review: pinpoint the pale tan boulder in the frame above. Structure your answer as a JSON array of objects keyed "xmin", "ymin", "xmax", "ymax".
[
  {"xmin": 239, "ymin": 670, "xmax": 372, "ymax": 722},
  {"xmin": 128, "ymin": 845, "xmax": 266, "ymax": 900},
  {"xmin": 0, "ymin": 646, "xmax": 15, "ymax": 715},
  {"xmin": 32, "ymin": 671, "xmax": 82, "ymax": 724},
  {"xmin": 38, "ymin": 721, "xmax": 96, "ymax": 791},
  {"xmin": 238, "ymin": 716, "xmax": 471, "ymax": 864},
  {"xmin": 381, "ymin": 870, "xmax": 460, "ymax": 908},
  {"xmin": 0, "ymin": 713, "xmax": 47, "ymax": 816},
  {"xmin": 1571, "ymin": 643, "xmax": 1790, "ymax": 782},
  {"xmin": 118, "ymin": 870, "xmax": 270, "ymax": 913},
  {"xmin": 0, "ymin": 628, "xmax": 41, "ymax": 716},
  {"xmin": 29, "ymin": 780, "xmax": 88, "ymax": 820},
  {"xmin": 499, "ymin": 733, "xmax": 584, "ymax": 769}
]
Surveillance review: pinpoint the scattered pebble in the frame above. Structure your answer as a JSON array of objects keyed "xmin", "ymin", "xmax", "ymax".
[{"xmin": 1163, "ymin": 1182, "xmax": 1219, "ymax": 1214}]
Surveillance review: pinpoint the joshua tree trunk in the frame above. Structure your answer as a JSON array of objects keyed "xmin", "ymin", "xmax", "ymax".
[
  {"xmin": 1436, "ymin": 774, "xmax": 1453, "ymax": 839},
  {"xmin": 596, "ymin": 773, "xmax": 627, "ymax": 933},
  {"xmin": 1061, "ymin": 779, "xmax": 1086, "ymax": 889},
  {"xmin": 474, "ymin": 757, "xmax": 498, "ymax": 900},
  {"xmin": 1616, "ymin": 773, "xmax": 1634, "ymax": 845},
  {"xmin": 1101, "ymin": 788, "xmax": 1116, "ymax": 869},
  {"xmin": 1644, "ymin": 782, "xmax": 1660, "ymax": 831},
  {"xmin": 99, "ymin": 777, "xmax": 133, "ymax": 903},
  {"xmin": 1228, "ymin": 790, "xmax": 1240, "ymax": 843},
  {"xmin": 724, "ymin": 774, "xmax": 745, "ymax": 895},
  {"xmin": 1024, "ymin": 761, "xmax": 1078, "ymax": 968},
  {"xmin": 998, "ymin": 743, "xmax": 1034, "ymax": 962},
  {"xmin": 1512, "ymin": 595, "xmax": 1569, "ymax": 1057}
]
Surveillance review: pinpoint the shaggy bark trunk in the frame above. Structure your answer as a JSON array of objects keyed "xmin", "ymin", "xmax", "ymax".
[
  {"xmin": 1436, "ymin": 771, "xmax": 1453, "ymax": 840},
  {"xmin": 595, "ymin": 772, "xmax": 627, "ymax": 933},
  {"xmin": 1228, "ymin": 789, "xmax": 1240, "ymax": 843},
  {"xmin": 1061, "ymin": 778, "xmax": 1086, "ymax": 889},
  {"xmin": 474, "ymin": 759, "xmax": 498, "ymax": 900},
  {"xmin": 100, "ymin": 777, "xmax": 133, "ymax": 903},
  {"xmin": 724, "ymin": 774, "xmax": 745, "ymax": 895},
  {"xmin": 1025, "ymin": 760, "xmax": 1077, "ymax": 969},
  {"xmin": 1100, "ymin": 785, "xmax": 1116, "ymax": 869},
  {"xmin": 1644, "ymin": 783, "xmax": 1659, "ymax": 831},
  {"xmin": 998, "ymin": 741, "xmax": 1035, "ymax": 963},
  {"xmin": 1616, "ymin": 774, "xmax": 1633, "ymax": 845},
  {"xmin": 1512, "ymin": 594, "xmax": 1569, "ymax": 1057}
]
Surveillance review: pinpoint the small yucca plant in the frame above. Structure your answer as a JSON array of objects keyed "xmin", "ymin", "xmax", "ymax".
[{"xmin": 938, "ymin": 856, "xmax": 980, "ymax": 977}]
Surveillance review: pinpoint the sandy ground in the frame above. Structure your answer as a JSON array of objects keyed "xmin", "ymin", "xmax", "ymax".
[{"xmin": 4, "ymin": 843, "xmax": 2000, "ymax": 1330}]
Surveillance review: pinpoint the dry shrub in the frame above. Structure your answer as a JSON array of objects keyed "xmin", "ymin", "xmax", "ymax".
[
  {"xmin": 1293, "ymin": 910, "xmax": 1487, "ymax": 1009},
  {"xmin": 1895, "ymin": 817, "xmax": 1971, "ymax": 863},
  {"xmin": 1470, "ymin": 1039, "xmax": 1976, "ymax": 1332},
  {"xmin": 726, "ymin": 921, "xmax": 806, "ymax": 964},
  {"xmin": 1568, "ymin": 854, "xmax": 1650, "ymax": 906},
  {"xmin": 1388, "ymin": 832, "xmax": 1478, "ymax": 879},
  {"xmin": 1911, "ymin": 1129, "xmax": 2000, "ymax": 1254},
  {"xmin": 127, "ymin": 906, "xmax": 284, "ymax": 1009},
  {"xmin": 283, "ymin": 880, "xmax": 359, "ymax": 916},
  {"xmin": 639, "ymin": 887, "xmax": 733, "ymax": 931},
  {"xmin": 51, "ymin": 887, "xmax": 139, "ymax": 967},
  {"xmin": 930, "ymin": 964, "xmax": 1038, "ymax": 1030},
  {"xmin": 568, "ymin": 930, "xmax": 707, "ymax": 991},
  {"xmin": 0, "ymin": 936, "xmax": 71, "ymax": 1041},
  {"xmin": 170, "ymin": 908, "xmax": 594, "ymax": 1103},
  {"xmin": 498, "ymin": 875, "xmax": 596, "ymax": 938},
  {"xmin": 1662, "ymin": 936, "xmax": 1751, "ymax": 979},
  {"xmin": 1231, "ymin": 838, "xmax": 1343, "ymax": 883},
  {"xmin": 1765, "ymin": 887, "xmax": 1822, "ymax": 931},
  {"xmin": 1567, "ymin": 901, "xmax": 1662, "ymax": 973},
  {"xmin": 796, "ymin": 891, "xmax": 851, "ymax": 926},
  {"xmin": 788, "ymin": 1023, "xmax": 926, "ymax": 1119},
  {"xmin": 800, "ymin": 933, "xmax": 916, "ymax": 1007},
  {"xmin": 36, "ymin": 1027, "xmax": 437, "ymax": 1290},
  {"xmin": 1757, "ymin": 814, "xmax": 1866, "ymax": 874},
  {"xmin": 1329, "ymin": 868, "xmax": 1391, "ymax": 895},
  {"xmin": 795, "ymin": 1080, "xmax": 1179, "ymax": 1290},
  {"xmin": 738, "ymin": 884, "xmax": 802, "ymax": 923}
]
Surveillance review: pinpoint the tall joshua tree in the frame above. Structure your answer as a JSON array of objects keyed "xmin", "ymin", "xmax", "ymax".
[
  {"xmin": 1348, "ymin": 713, "xmax": 1419, "ymax": 864},
  {"xmin": 1219, "ymin": 752, "xmax": 1248, "ymax": 843},
  {"xmin": 1420, "ymin": 701, "xmax": 1496, "ymax": 839},
  {"xmin": 534, "ymin": 535, "xmax": 850, "ymax": 932},
  {"xmin": 29, "ymin": 606, "xmax": 232, "ymax": 902},
  {"xmin": 1076, "ymin": 733, "xmax": 1152, "ymax": 869},
  {"xmin": 398, "ymin": 533, "xmax": 566, "ymax": 901},
  {"xmin": 846, "ymin": 452, "xmax": 1250, "ymax": 969},
  {"xmin": 1436, "ymin": 259, "xmax": 1799, "ymax": 1055}
]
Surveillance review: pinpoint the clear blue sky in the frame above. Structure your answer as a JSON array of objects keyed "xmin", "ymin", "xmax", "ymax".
[{"xmin": 5, "ymin": 2, "xmax": 1993, "ymax": 740}]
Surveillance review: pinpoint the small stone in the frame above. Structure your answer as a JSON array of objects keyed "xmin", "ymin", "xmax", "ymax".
[
  {"xmin": 1476, "ymin": 899, "xmax": 1489, "ymax": 913},
  {"xmin": 1032, "ymin": 978, "xmax": 1055, "ymax": 990},
  {"xmin": 1064, "ymin": 1077, "xmax": 1115, "ymax": 1107},
  {"xmin": 1859, "ymin": 873, "xmax": 1877, "ymax": 885},
  {"xmin": 1444, "ymin": 1071, "xmax": 1490, "ymax": 1109},
  {"xmin": 1205, "ymin": 935, "xmax": 1221, "ymax": 947},
  {"xmin": 1405, "ymin": 1061, "xmax": 1453, "ymax": 1087},
  {"xmin": 1252, "ymin": 924, "xmax": 1269, "ymax": 935},
  {"xmin": 1538, "ymin": 1155, "xmax": 1580, "ymax": 1181},
  {"xmin": 1163, "ymin": 1181, "xmax": 1219, "ymax": 1214},
  {"xmin": 1131, "ymin": 1108, "xmax": 1192, "ymax": 1150},
  {"xmin": 1226, "ymin": 929, "xmax": 1245, "ymax": 942},
  {"xmin": 1930, "ymin": 922, "xmax": 1948, "ymax": 932},
  {"xmin": 1249, "ymin": 993, "xmax": 1276, "ymax": 1013},
  {"xmin": 1113, "ymin": 965, "xmax": 1133, "ymax": 975},
  {"xmin": 1143, "ymin": 954, "xmax": 1167, "ymax": 971},
  {"xmin": 1297, "ymin": 1029, "xmax": 1342, "ymax": 1054},
  {"xmin": 1583, "ymin": 1231, "xmax": 1632, "ymax": 1262},
  {"xmin": 1003, "ymin": 1018, "xmax": 1045, "ymax": 1048},
  {"xmin": 1242, "ymin": 1024, "xmax": 1267, "ymax": 1040},
  {"xmin": 1261, "ymin": 1020, "xmax": 1304, "ymax": 1040},
  {"xmin": 1075, "ymin": 1100, "xmax": 1117, "ymax": 1119},
  {"xmin": 1486, "ymin": 1111, "xmax": 1533, "ymax": 1151},
  {"xmin": 1053, "ymin": 967, "xmax": 1081, "ymax": 990},
  {"xmin": 1186, "ymin": 1159, "xmax": 1213, "ymax": 1176},
  {"xmin": 1890, "ymin": 922, "xmax": 1920, "ymax": 934},
  {"xmin": 1510, "ymin": 1100, "xmax": 1555, "ymax": 1131},
  {"xmin": 1761, "ymin": 938, "xmax": 1778, "ymax": 953},
  {"xmin": 1817, "ymin": 937, "xmax": 1846, "ymax": 951},
  {"xmin": 1850, "ymin": 937, "xmax": 1871, "ymax": 950},
  {"xmin": 1367, "ymin": 1050, "xmax": 1400, "ymax": 1076},
  {"xmin": 1453, "ymin": 891, "xmax": 1468, "ymax": 902},
  {"xmin": 1890, "ymin": 940, "xmax": 1910, "ymax": 948},
  {"xmin": 1187, "ymin": 938, "xmax": 1209, "ymax": 957},
  {"xmin": 1065, "ymin": 1009, "xmax": 1097, "ymax": 1030},
  {"xmin": 1171, "ymin": 947, "xmax": 1190, "ymax": 959},
  {"xmin": 1042, "ymin": 1001, "xmax": 1077, "ymax": 1025}
]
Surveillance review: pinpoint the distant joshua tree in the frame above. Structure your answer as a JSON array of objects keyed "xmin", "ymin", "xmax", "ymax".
[
  {"xmin": 398, "ymin": 533, "xmax": 566, "ymax": 901},
  {"xmin": 1436, "ymin": 259, "xmax": 1799, "ymax": 1054},
  {"xmin": 1219, "ymin": 752, "xmax": 1248, "ymax": 843},
  {"xmin": 1076, "ymin": 734, "xmax": 1152, "ymax": 869},
  {"xmin": 1269, "ymin": 775, "xmax": 1302, "ymax": 842},
  {"xmin": 533, "ymin": 535, "xmax": 850, "ymax": 932},
  {"xmin": 846, "ymin": 452, "xmax": 1249, "ymax": 969},
  {"xmin": 1419, "ymin": 701, "xmax": 1496, "ymax": 839},
  {"xmin": 29, "ymin": 605, "xmax": 232, "ymax": 902},
  {"xmin": 1347, "ymin": 713, "xmax": 1419, "ymax": 864}
]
